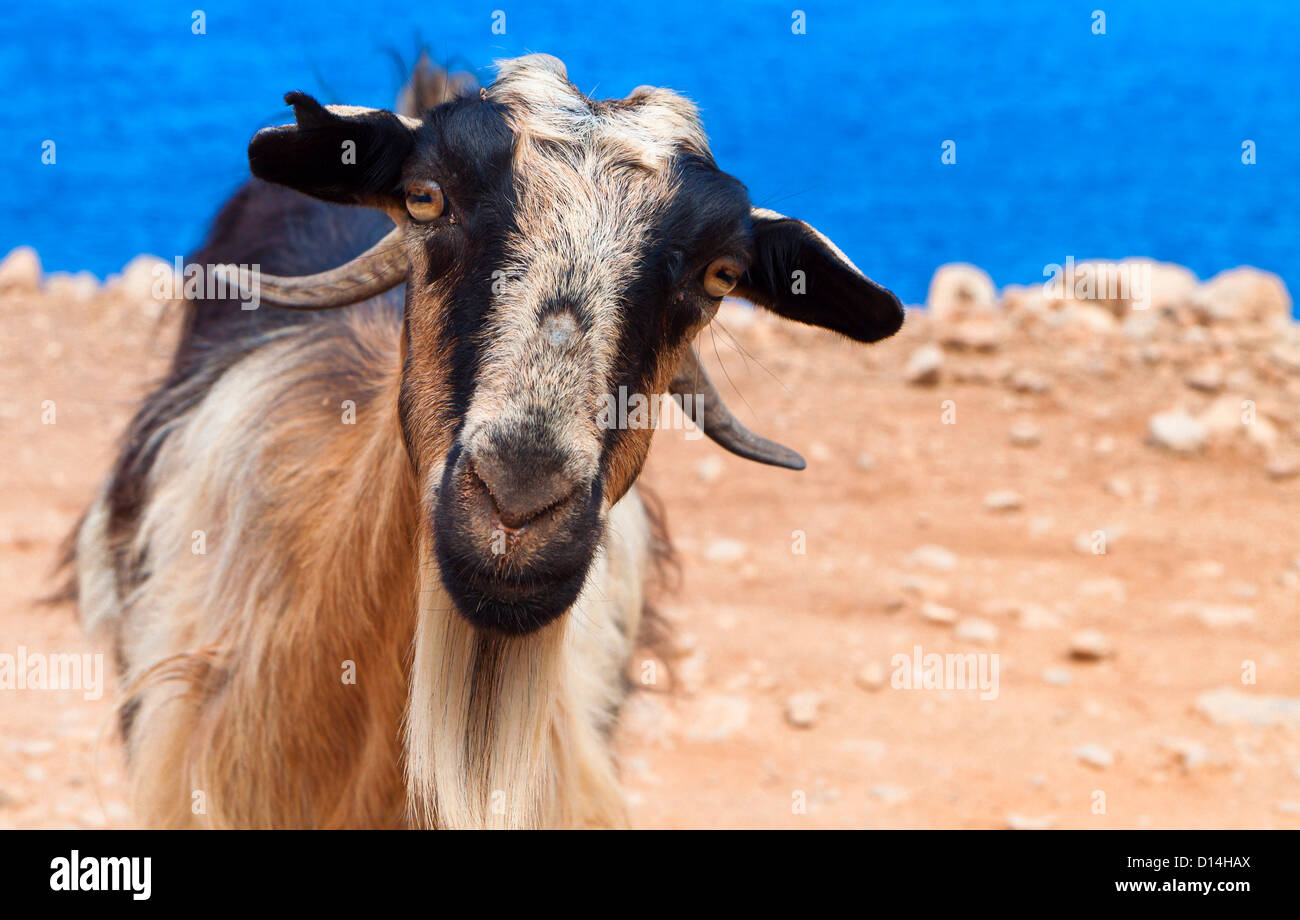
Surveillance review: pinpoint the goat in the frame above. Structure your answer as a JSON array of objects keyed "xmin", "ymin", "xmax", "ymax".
[{"xmin": 71, "ymin": 54, "xmax": 904, "ymax": 828}]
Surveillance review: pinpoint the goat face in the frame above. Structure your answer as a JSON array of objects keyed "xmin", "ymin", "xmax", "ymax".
[{"xmin": 245, "ymin": 54, "xmax": 904, "ymax": 635}]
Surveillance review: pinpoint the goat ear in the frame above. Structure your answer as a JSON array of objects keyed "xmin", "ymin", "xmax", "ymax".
[
  {"xmin": 248, "ymin": 92, "xmax": 417, "ymax": 208},
  {"xmin": 734, "ymin": 208, "xmax": 905, "ymax": 343}
]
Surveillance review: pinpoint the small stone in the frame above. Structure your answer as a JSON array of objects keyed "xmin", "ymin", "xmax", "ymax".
[
  {"xmin": 1009, "ymin": 422, "xmax": 1042, "ymax": 447},
  {"xmin": 1074, "ymin": 743, "xmax": 1115, "ymax": 769},
  {"xmin": 1068, "ymin": 629, "xmax": 1113, "ymax": 661},
  {"xmin": 939, "ymin": 318, "xmax": 1008, "ymax": 352},
  {"xmin": 1104, "ymin": 476, "xmax": 1134, "ymax": 498},
  {"xmin": 1267, "ymin": 454, "xmax": 1300, "ymax": 482},
  {"xmin": 1006, "ymin": 813, "xmax": 1055, "ymax": 830},
  {"xmin": 785, "ymin": 692, "xmax": 821, "ymax": 729},
  {"xmin": 705, "ymin": 538, "xmax": 746, "ymax": 563},
  {"xmin": 1270, "ymin": 341, "xmax": 1300, "ymax": 375},
  {"xmin": 1162, "ymin": 737, "xmax": 1214, "ymax": 771},
  {"xmin": 1148, "ymin": 409, "xmax": 1207, "ymax": 454},
  {"xmin": 120, "ymin": 254, "xmax": 170, "ymax": 304},
  {"xmin": 0, "ymin": 245, "xmax": 42, "ymax": 291},
  {"xmin": 1018, "ymin": 604, "xmax": 1063, "ymax": 630},
  {"xmin": 907, "ymin": 544, "xmax": 958, "ymax": 571},
  {"xmin": 1169, "ymin": 602, "xmax": 1256, "ymax": 628},
  {"xmin": 904, "ymin": 344, "xmax": 943, "ymax": 386},
  {"xmin": 881, "ymin": 594, "xmax": 906, "ymax": 613},
  {"xmin": 1185, "ymin": 363, "xmax": 1225, "ymax": 393},
  {"xmin": 1042, "ymin": 667, "xmax": 1072, "ymax": 686},
  {"xmin": 1076, "ymin": 577, "xmax": 1126, "ymax": 603},
  {"xmin": 1190, "ymin": 267, "xmax": 1289, "ymax": 324},
  {"xmin": 855, "ymin": 662, "xmax": 887, "ymax": 691},
  {"xmin": 954, "ymin": 617, "xmax": 998, "ymax": 644},
  {"xmin": 1008, "ymin": 367, "xmax": 1051, "ymax": 394},
  {"xmin": 927, "ymin": 263, "xmax": 997, "ymax": 325},
  {"xmin": 920, "ymin": 601, "xmax": 958, "ymax": 625},
  {"xmin": 899, "ymin": 574, "xmax": 950, "ymax": 599},
  {"xmin": 984, "ymin": 490, "xmax": 1023, "ymax": 512},
  {"xmin": 1194, "ymin": 688, "xmax": 1300, "ymax": 727}
]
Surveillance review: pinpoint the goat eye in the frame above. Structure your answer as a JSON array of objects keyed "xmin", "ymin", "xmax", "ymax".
[
  {"xmin": 405, "ymin": 182, "xmax": 445, "ymax": 222},
  {"xmin": 702, "ymin": 256, "xmax": 743, "ymax": 298}
]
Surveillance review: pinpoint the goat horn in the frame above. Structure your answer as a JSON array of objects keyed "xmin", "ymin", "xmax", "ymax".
[
  {"xmin": 668, "ymin": 347, "xmax": 806, "ymax": 471},
  {"xmin": 222, "ymin": 227, "xmax": 408, "ymax": 310}
]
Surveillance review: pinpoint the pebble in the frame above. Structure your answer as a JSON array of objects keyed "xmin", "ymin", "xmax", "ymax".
[
  {"xmin": 1270, "ymin": 341, "xmax": 1300, "ymax": 374},
  {"xmin": 1068, "ymin": 629, "xmax": 1113, "ymax": 661},
  {"xmin": 1104, "ymin": 476, "xmax": 1134, "ymax": 498},
  {"xmin": 1019, "ymin": 605, "xmax": 1063, "ymax": 630},
  {"xmin": 1169, "ymin": 602, "xmax": 1256, "ymax": 628},
  {"xmin": 784, "ymin": 692, "xmax": 822, "ymax": 729},
  {"xmin": 1162, "ymin": 737, "xmax": 1214, "ymax": 771},
  {"xmin": 1008, "ymin": 367, "xmax": 1051, "ymax": 394},
  {"xmin": 927, "ymin": 263, "xmax": 996, "ymax": 324},
  {"xmin": 119, "ymin": 254, "xmax": 170, "ymax": 304},
  {"xmin": 1267, "ymin": 454, "xmax": 1300, "ymax": 481},
  {"xmin": 920, "ymin": 602, "xmax": 958, "ymax": 625},
  {"xmin": 0, "ymin": 245, "xmax": 42, "ymax": 290},
  {"xmin": 1008, "ymin": 422, "xmax": 1042, "ymax": 447},
  {"xmin": 1185, "ymin": 363, "xmax": 1225, "ymax": 393},
  {"xmin": 855, "ymin": 662, "xmax": 887, "ymax": 691},
  {"xmin": 1148, "ymin": 409, "xmax": 1208, "ymax": 453},
  {"xmin": 704, "ymin": 538, "xmax": 746, "ymax": 563},
  {"xmin": 907, "ymin": 544, "xmax": 958, "ymax": 571},
  {"xmin": 1194, "ymin": 688, "xmax": 1300, "ymax": 727},
  {"xmin": 904, "ymin": 344, "xmax": 943, "ymax": 386},
  {"xmin": 983, "ymin": 490, "xmax": 1023, "ymax": 512},
  {"xmin": 1006, "ymin": 813, "xmax": 1055, "ymax": 830},
  {"xmin": 1074, "ymin": 743, "xmax": 1115, "ymax": 769},
  {"xmin": 954, "ymin": 617, "xmax": 999, "ymax": 644}
]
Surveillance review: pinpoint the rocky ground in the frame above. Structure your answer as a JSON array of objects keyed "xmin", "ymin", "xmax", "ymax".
[{"xmin": 1, "ymin": 247, "xmax": 1298, "ymax": 828}]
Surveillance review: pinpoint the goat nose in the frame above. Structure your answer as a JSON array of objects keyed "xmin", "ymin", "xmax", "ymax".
[{"xmin": 469, "ymin": 447, "xmax": 579, "ymax": 529}]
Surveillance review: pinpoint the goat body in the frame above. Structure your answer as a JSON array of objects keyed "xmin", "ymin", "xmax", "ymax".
[{"xmin": 70, "ymin": 54, "xmax": 903, "ymax": 829}]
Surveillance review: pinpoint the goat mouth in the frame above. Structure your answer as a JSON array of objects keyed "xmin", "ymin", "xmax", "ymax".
[
  {"xmin": 448, "ymin": 564, "xmax": 591, "ymax": 635},
  {"xmin": 430, "ymin": 444, "xmax": 605, "ymax": 635}
]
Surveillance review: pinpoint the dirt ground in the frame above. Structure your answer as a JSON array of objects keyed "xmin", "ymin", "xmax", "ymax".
[{"xmin": 2, "ymin": 257, "xmax": 1299, "ymax": 829}]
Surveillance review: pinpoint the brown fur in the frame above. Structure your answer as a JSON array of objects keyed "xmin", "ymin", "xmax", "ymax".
[{"xmin": 76, "ymin": 303, "xmax": 655, "ymax": 827}]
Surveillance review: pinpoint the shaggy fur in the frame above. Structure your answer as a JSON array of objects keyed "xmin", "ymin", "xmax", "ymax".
[{"xmin": 69, "ymin": 53, "xmax": 903, "ymax": 829}]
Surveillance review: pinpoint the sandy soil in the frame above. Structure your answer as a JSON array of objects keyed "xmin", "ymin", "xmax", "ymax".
[{"xmin": 2, "ymin": 261, "xmax": 1299, "ymax": 829}]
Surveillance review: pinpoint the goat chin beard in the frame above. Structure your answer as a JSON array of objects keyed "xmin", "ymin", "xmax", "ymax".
[{"xmin": 405, "ymin": 532, "xmax": 628, "ymax": 830}]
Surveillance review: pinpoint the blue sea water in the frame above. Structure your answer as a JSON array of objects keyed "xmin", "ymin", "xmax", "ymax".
[{"xmin": 1, "ymin": 0, "xmax": 1297, "ymax": 309}]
